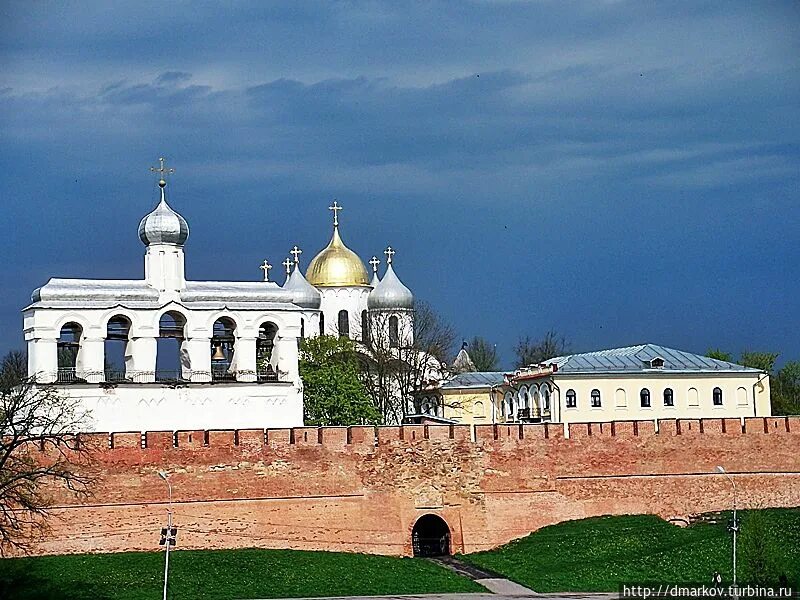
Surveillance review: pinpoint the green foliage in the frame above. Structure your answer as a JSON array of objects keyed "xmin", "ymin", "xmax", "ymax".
[
  {"xmin": 466, "ymin": 336, "xmax": 499, "ymax": 371},
  {"xmin": 0, "ymin": 547, "xmax": 482, "ymax": 599},
  {"xmin": 740, "ymin": 351, "xmax": 779, "ymax": 374},
  {"xmin": 464, "ymin": 509, "xmax": 800, "ymax": 592},
  {"xmin": 707, "ymin": 349, "xmax": 734, "ymax": 363},
  {"xmin": 739, "ymin": 510, "xmax": 788, "ymax": 586},
  {"xmin": 299, "ymin": 335, "xmax": 380, "ymax": 426},
  {"xmin": 773, "ymin": 361, "xmax": 800, "ymax": 415}
]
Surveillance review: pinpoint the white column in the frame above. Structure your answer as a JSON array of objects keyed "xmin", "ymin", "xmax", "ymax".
[
  {"xmin": 29, "ymin": 337, "xmax": 58, "ymax": 383},
  {"xmin": 77, "ymin": 337, "xmax": 105, "ymax": 383},
  {"xmin": 235, "ymin": 336, "xmax": 257, "ymax": 382},
  {"xmin": 274, "ymin": 334, "xmax": 300, "ymax": 382},
  {"xmin": 186, "ymin": 337, "xmax": 211, "ymax": 382},
  {"xmin": 129, "ymin": 337, "xmax": 157, "ymax": 382}
]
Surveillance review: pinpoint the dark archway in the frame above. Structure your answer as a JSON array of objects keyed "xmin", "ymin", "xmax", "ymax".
[{"xmin": 411, "ymin": 514, "xmax": 451, "ymax": 557}]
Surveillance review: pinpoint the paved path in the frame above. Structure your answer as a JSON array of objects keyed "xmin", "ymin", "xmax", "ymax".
[{"xmin": 427, "ymin": 555, "xmax": 537, "ymax": 596}]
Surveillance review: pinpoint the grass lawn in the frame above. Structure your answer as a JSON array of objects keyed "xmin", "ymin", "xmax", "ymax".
[
  {"xmin": 0, "ymin": 547, "xmax": 482, "ymax": 600},
  {"xmin": 463, "ymin": 508, "xmax": 800, "ymax": 593}
]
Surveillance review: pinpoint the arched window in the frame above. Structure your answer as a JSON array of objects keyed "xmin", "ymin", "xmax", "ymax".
[
  {"xmin": 473, "ymin": 401, "xmax": 485, "ymax": 417},
  {"xmin": 157, "ymin": 311, "xmax": 187, "ymax": 382},
  {"xmin": 389, "ymin": 315, "xmax": 399, "ymax": 348},
  {"xmin": 257, "ymin": 322, "xmax": 279, "ymax": 381},
  {"xmin": 615, "ymin": 388, "xmax": 627, "ymax": 408},
  {"xmin": 541, "ymin": 384, "xmax": 551, "ymax": 412},
  {"xmin": 337, "ymin": 310, "xmax": 350, "ymax": 338},
  {"xmin": 319, "ymin": 312, "xmax": 325, "ymax": 335},
  {"xmin": 532, "ymin": 385, "xmax": 541, "ymax": 417},
  {"xmin": 518, "ymin": 386, "xmax": 529, "ymax": 410},
  {"xmin": 640, "ymin": 388, "xmax": 651, "ymax": 408},
  {"xmin": 361, "ymin": 310, "xmax": 369, "ymax": 344},
  {"xmin": 504, "ymin": 391, "xmax": 514, "ymax": 418},
  {"xmin": 105, "ymin": 315, "xmax": 131, "ymax": 382},
  {"xmin": 736, "ymin": 386, "xmax": 748, "ymax": 406},
  {"xmin": 663, "ymin": 388, "xmax": 674, "ymax": 407},
  {"xmin": 211, "ymin": 317, "xmax": 237, "ymax": 381},
  {"xmin": 591, "ymin": 389, "xmax": 601, "ymax": 408},
  {"xmin": 57, "ymin": 322, "xmax": 83, "ymax": 382},
  {"xmin": 687, "ymin": 387, "xmax": 699, "ymax": 407},
  {"xmin": 713, "ymin": 387, "xmax": 723, "ymax": 406},
  {"xmin": 566, "ymin": 389, "xmax": 577, "ymax": 408}
]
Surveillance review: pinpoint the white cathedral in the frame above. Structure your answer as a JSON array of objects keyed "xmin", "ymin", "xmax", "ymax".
[{"xmin": 23, "ymin": 159, "xmax": 414, "ymax": 432}]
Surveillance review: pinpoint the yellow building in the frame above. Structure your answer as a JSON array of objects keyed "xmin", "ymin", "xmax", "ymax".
[{"xmin": 415, "ymin": 344, "xmax": 771, "ymax": 427}]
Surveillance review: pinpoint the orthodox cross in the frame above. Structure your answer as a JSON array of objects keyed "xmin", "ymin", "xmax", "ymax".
[
  {"xmin": 259, "ymin": 260, "xmax": 273, "ymax": 282},
  {"xmin": 290, "ymin": 245, "xmax": 303, "ymax": 264},
  {"xmin": 282, "ymin": 257, "xmax": 293, "ymax": 275},
  {"xmin": 369, "ymin": 256, "xmax": 380, "ymax": 274},
  {"xmin": 384, "ymin": 246, "xmax": 395, "ymax": 265},
  {"xmin": 150, "ymin": 156, "xmax": 175, "ymax": 186},
  {"xmin": 328, "ymin": 200, "xmax": 343, "ymax": 227}
]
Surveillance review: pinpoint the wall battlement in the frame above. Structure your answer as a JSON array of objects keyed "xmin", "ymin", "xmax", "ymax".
[{"xmin": 68, "ymin": 416, "xmax": 799, "ymax": 453}]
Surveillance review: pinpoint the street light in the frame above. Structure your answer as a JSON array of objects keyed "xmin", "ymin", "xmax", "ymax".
[
  {"xmin": 158, "ymin": 471, "xmax": 173, "ymax": 600},
  {"xmin": 717, "ymin": 465, "xmax": 738, "ymax": 587}
]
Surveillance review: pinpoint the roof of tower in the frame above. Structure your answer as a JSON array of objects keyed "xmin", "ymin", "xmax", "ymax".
[
  {"xmin": 368, "ymin": 263, "xmax": 413, "ymax": 310},
  {"xmin": 138, "ymin": 180, "xmax": 189, "ymax": 246},
  {"xmin": 284, "ymin": 264, "xmax": 322, "ymax": 309}
]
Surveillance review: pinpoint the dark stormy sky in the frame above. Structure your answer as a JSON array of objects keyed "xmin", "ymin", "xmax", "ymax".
[{"xmin": 1, "ymin": 1, "xmax": 798, "ymax": 367}]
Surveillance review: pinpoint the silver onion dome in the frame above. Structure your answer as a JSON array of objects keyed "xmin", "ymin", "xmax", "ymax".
[
  {"xmin": 284, "ymin": 264, "xmax": 322, "ymax": 309},
  {"xmin": 138, "ymin": 181, "xmax": 189, "ymax": 246},
  {"xmin": 368, "ymin": 263, "xmax": 413, "ymax": 310}
]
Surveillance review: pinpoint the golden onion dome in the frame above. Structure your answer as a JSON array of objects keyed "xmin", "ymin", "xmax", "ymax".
[{"xmin": 306, "ymin": 226, "xmax": 370, "ymax": 287}]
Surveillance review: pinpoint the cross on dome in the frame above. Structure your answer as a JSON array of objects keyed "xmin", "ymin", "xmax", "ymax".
[
  {"xmin": 328, "ymin": 200, "xmax": 343, "ymax": 227},
  {"xmin": 290, "ymin": 245, "xmax": 303, "ymax": 264},
  {"xmin": 150, "ymin": 156, "xmax": 175, "ymax": 188},
  {"xmin": 259, "ymin": 259, "xmax": 272, "ymax": 282},
  {"xmin": 282, "ymin": 257, "xmax": 293, "ymax": 274},
  {"xmin": 384, "ymin": 246, "xmax": 395, "ymax": 265},
  {"xmin": 369, "ymin": 256, "xmax": 381, "ymax": 273}
]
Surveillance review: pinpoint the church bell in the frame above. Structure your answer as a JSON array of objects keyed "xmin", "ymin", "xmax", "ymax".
[{"xmin": 211, "ymin": 343, "xmax": 227, "ymax": 361}]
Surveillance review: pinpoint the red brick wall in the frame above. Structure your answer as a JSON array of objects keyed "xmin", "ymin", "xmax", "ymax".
[{"xmin": 27, "ymin": 417, "xmax": 800, "ymax": 557}]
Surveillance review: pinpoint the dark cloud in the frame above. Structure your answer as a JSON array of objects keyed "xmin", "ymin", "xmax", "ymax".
[{"xmin": 0, "ymin": 1, "xmax": 798, "ymax": 365}]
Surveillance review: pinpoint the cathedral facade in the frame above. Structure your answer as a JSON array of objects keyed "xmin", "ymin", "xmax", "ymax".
[{"xmin": 22, "ymin": 159, "xmax": 413, "ymax": 432}]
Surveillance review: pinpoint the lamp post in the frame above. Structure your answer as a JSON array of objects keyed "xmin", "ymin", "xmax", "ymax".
[
  {"xmin": 158, "ymin": 471, "xmax": 173, "ymax": 600},
  {"xmin": 717, "ymin": 465, "xmax": 738, "ymax": 588}
]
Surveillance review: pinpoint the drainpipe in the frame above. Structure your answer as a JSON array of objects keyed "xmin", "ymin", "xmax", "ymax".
[{"xmin": 752, "ymin": 372, "xmax": 769, "ymax": 417}]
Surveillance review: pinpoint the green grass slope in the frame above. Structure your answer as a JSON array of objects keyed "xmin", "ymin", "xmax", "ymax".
[
  {"xmin": 464, "ymin": 509, "xmax": 800, "ymax": 593},
  {"xmin": 0, "ymin": 547, "xmax": 482, "ymax": 600}
]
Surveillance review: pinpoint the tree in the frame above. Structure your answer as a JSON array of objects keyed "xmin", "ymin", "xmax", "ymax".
[
  {"xmin": 706, "ymin": 348, "xmax": 734, "ymax": 363},
  {"xmin": 740, "ymin": 351, "xmax": 779, "ymax": 374},
  {"xmin": 466, "ymin": 337, "xmax": 499, "ymax": 372},
  {"xmin": 739, "ymin": 510, "xmax": 786, "ymax": 586},
  {"xmin": 358, "ymin": 301, "xmax": 457, "ymax": 424},
  {"xmin": 0, "ymin": 351, "xmax": 93, "ymax": 553},
  {"xmin": 772, "ymin": 361, "xmax": 800, "ymax": 416},
  {"xmin": 514, "ymin": 330, "xmax": 569, "ymax": 368},
  {"xmin": 299, "ymin": 336, "xmax": 379, "ymax": 426}
]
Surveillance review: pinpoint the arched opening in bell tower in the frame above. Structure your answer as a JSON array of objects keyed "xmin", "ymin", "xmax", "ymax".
[
  {"xmin": 104, "ymin": 315, "xmax": 131, "ymax": 382},
  {"xmin": 211, "ymin": 317, "xmax": 237, "ymax": 381},
  {"xmin": 411, "ymin": 514, "xmax": 451, "ymax": 557}
]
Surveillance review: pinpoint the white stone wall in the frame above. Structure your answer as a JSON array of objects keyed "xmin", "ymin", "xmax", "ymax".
[
  {"xmin": 57, "ymin": 382, "xmax": 303, "ymax": 432},
  {"xmin": 317, "ymin": 286, "xmax": 372, "ymax": 340}
]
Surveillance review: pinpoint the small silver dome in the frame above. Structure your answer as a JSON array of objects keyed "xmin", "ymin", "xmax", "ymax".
[
  {"xmin": 138, "ymin": 183, "xmax": 189, "ymax": 246},
  {"xmin": 368, "ymin": 264, "xmax": 413, "ymax": 310},
  {"xmin": 284, "ymin": 265, "xmax": 322, "ymax": 309}
]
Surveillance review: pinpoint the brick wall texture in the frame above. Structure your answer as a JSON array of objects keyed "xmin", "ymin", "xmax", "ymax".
[{"xmin": 26, "ymin": 417, "xmax": 800, "ymax": 557}]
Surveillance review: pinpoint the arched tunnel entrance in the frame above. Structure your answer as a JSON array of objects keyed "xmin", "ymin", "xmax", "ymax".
[{"xmin": 411, "ymin": 514, "xmax": 451, "ymax": 557}]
